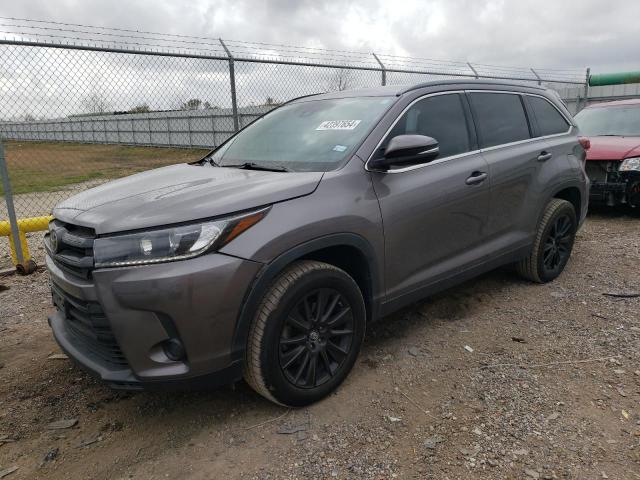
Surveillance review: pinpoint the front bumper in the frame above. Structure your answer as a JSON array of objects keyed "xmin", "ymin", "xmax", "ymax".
[
  {"xmin": 47, "ymin": 252, "xmax": 261, "ymax": 390},
  {"xmin": 589, "ymin": 181, "xmax": 627, "ymax": 206},
  {"xmin": 589, "ymin": 177, "xmax": 640, "ymax": 207}
]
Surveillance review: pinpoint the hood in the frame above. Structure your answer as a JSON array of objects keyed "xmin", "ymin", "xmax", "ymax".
[
  {"xmin": 53, "ymin": 163, "xmax": 323, "ymax": 234},
  {"xmin": 586, "ymin": 136, "xmax": 640, "ymax": 161}
]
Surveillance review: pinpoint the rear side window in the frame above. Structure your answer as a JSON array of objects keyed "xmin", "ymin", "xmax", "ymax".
[
  {"xmin": 469, "ymin": 92, "xmax": 531, "ymax": 148},
  {"xmin": 528, "ymin": 96, "xmax": 570, "ymax": 136},
  {"xmin": 381, "ymin": 93, "xmax": 471, "ymax": 158}
]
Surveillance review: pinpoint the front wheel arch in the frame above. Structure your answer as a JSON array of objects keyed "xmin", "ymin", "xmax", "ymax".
[{"xmin": 230, "ymin": 233, "xmax": 381, "ymax": 361}]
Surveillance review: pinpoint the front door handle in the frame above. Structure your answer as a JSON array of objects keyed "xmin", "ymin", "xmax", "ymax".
[
  {"xmin": 537, "ymin": 151, "xmax": 553, "ymax": 162},
  {"xmin": 465, "ymin": 171, "xmax": 488, "ymax": 185}
]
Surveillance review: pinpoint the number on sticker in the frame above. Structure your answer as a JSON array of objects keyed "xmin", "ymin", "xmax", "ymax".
[{"xmin": 316, "ymin": 120, "xmax": 361, "ymax": 130}]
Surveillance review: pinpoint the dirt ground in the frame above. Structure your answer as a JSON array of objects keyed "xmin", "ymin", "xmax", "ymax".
[{"xmin": 1, "ymin": 208, "xmax": 639, "ymax": 480}]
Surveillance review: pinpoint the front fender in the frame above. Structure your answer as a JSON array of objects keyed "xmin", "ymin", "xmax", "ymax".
[{"xmin": 229, "ymin": 233, "xmax": 382, "ymax": 360}]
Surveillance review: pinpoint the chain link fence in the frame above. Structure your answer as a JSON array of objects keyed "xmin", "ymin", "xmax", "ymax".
[{"xmin": 0, "ymin": 18, "xmax": 588, "ymax": 271}]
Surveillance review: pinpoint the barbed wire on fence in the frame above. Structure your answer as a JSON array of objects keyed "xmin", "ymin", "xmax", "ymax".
[{"xmin": 0, "ymin": 16, "xmax": 587, "ymax": 83}]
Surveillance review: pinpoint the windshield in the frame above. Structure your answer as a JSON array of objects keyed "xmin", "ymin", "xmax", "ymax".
[
  {"xmin": 207, "ymin": 97, "xmax": 394, "ymax": 172},
  {"xmin": 575, "ymin": 105, "xmax": 640, "ymax": 136}
]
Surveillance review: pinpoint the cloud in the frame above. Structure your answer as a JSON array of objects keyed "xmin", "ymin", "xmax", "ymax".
[
  {"xmin": 0, "ymin": 0, "xmax": 636, "ymax": 120},
  {"xmin": 1, "ymin": 0, "xmax": 637, "ymax": 73}
]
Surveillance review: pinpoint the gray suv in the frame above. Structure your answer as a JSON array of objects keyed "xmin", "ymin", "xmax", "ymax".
[{"xmin": 46, "ymin": 80, "xmax": 589, "ymax": 406}]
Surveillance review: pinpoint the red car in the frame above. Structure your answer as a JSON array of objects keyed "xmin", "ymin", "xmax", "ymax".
[{"xmin": 574, "ymin": 98, "xmax": 640, "ymax": 207}]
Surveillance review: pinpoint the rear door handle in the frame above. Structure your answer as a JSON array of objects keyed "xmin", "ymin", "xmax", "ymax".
[
  {"xmin": 465, "ymin": 171, "xmax": 488, "ymax": 185},
  {"xmin": 537, "ymin": 151, "xmax": 553, "ymax": 162}
]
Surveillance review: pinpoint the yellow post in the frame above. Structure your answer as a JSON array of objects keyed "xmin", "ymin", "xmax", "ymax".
[{"xmin": 0, "ymin": 215, "xmax": 53, "ymax": 273}]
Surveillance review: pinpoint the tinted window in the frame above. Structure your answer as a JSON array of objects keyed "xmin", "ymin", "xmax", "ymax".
[
  {"xmin": 470, "ymin": 92, "xmax": 530, "ymax": 148},
  {"xmin": 380, "ymin": 93, "xmax": 471, "ymax": 159},
  {"xmin": 529, "ymin": 96, "xmax": 569, "ymax": 136}
]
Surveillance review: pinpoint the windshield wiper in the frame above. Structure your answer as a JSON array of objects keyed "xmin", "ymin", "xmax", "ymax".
[{"xmin": 221, "ymin": 162, "xmax": 290, "ymax": 172}]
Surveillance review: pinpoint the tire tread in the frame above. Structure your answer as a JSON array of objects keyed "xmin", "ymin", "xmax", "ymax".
[
  {"xmin": 516, "ymin": 198, "xmax": 573, "ymax": 283},
  {"xmin": 243, "ymin": 260, "xmax": 347, "ymax": 405}
]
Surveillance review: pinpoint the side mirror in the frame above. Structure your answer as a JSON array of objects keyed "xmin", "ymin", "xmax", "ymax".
[{"xmin": 369, "ymin": 134, "xmax": 439, "ymax": 170}]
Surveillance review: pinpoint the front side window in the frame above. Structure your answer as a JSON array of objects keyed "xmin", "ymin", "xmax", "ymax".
[
  {"xmin": 574, "ymin": 105, "xmax": 640, "ymax": 136},
  {"xmin": 528, "ymin": 96, "xmax": 570, "ymax": 136},
  {"xmin": 470, "ymin": 92, "xmax": 531, "ymax": 148},
  {"xmin": 376, "ymin": 93, "xmax": 472, "ymax": 160},
  {"xmin": 208, "ymin": 97, "xmax": 393, "ymax": 172}
]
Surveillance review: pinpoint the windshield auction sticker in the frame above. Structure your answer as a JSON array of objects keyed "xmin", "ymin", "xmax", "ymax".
[{"xmin": 316, "ymin": 120, "xmax": 361, "ymax": 130}]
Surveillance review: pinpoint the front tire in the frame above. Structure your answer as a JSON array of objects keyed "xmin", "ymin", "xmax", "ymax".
[
  {"xmin": 244, "ymin": 260, "xmax": 366, "ymax": 406},
  {"xmin": 516, "ymin": 198, "xmax": 577, "ymax": 283}
]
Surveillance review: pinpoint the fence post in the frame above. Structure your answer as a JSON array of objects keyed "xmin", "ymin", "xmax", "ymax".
[
  {"xmin": 219, "ymin": 39, "xmax": 240, "ymax": 132},
  {"xmin": 467, "ymin": 62, "xmax": 479, "ymax": 79},
  {"xmin": 372, "ymin": 53, "xmax": 386, "ymax": 86},
  {"xmin": 583, "ymin": 67, "xmax": 591, "ymax": 109},
  {"xmin": 210, "ymin": 115, "xmax": 216, "ymax": 147},
  {"xmin": 0, "ymin": 141, "xmax": 25, "ymax": 269},
  {"xmin": 531, "ymin": 68, "xmax": 542, "ymax": 86}
]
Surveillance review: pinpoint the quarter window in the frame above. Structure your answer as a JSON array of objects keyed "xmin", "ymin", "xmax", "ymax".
[
  {"xmin": 379, "ymin": 93, "xmax": 471, "ymax": 160},
  {"xmin": 469, "ymin": 92, "xmax": 531, "ymax": 148},
  {"xmin": 528, "ymin": 96, "xmax": 570, "ymax": 136}
]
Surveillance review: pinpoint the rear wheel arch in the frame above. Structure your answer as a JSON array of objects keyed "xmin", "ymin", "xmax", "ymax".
[
  {"xmin": 533, "ymin": 184, "xmax": 583, "ymax": 234},
  {"xmin": 553, "ymin": 186, "xmax": 582, "ymax": 217},
  {"xmin": 231, "ymin": 234, "xmax": 380, "ymax": 359}
]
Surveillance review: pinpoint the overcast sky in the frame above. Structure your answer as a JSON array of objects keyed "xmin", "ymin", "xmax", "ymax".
[{"xmin": 1, "ymin": 0, "xmax": 638, "ymax": 74}]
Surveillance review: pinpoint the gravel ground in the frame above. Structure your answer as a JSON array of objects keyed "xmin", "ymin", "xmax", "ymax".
[{"xmin": 0, "ymin": 209, "xmax": 639, "ymax": 480}]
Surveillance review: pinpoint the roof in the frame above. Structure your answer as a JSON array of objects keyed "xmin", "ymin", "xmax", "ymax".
[
  {"xmin": 585, "ymin": 98, "xmax": 640, "ymax": 108},
  {"xmin": 293, "ymin": 78, "xmax": 548, "ymax": 102}
]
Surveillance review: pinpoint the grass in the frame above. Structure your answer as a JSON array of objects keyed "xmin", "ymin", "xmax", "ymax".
[{"xmin": 0, "ymin": 141, "xmax": 209, "ymax": 195}]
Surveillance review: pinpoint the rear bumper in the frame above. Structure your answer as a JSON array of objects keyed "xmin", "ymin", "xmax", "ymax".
[{"xmin": 47, "ymin": 252, "xmax": 261, "ymax": 390}]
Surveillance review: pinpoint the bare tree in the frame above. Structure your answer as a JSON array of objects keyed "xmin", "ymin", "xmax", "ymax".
[
  {"xmin": 181, "ymin": 98, "xmax": 203, "ymax": 110},
  {"xmin": 82, "ymin": 92, "xmax": 111, "ymax": 114},
  {"xmin": 129, "ymin": 103, "xmax": 151, "ymax": 113},
  {"xmin": 328, "ymin": 68, "xmax": 353, "ymax": 91}
]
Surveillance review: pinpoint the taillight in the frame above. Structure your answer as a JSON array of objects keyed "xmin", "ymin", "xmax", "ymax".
[{"xmin": 579, "ymin": 137, "xmax": 591, "ymax": 150}]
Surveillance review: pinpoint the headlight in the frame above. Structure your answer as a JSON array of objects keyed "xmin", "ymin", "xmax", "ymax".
[
  {"xmin": 94, "ymin": 207, "xmax": 269, "ymax": 267},
  {"xmin": 620, "ymin": 157, "xmax": 640, "ymax": 172}
]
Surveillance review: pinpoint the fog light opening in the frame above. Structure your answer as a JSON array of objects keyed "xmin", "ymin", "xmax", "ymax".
[{"xmin": 163, "ymin": 338, "xmax": 186, "ymax": 361}]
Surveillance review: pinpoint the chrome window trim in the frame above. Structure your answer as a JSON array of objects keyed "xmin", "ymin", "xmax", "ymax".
[{"xmin": 365, "ymin": 89, "xmax": 574, "ymax": 174}]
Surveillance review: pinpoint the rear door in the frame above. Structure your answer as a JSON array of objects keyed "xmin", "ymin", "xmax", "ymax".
[
  {"xmin": 468, "ymin": 91, "xmax": 551, "ymax": 253},
  {"xmin": 524, "ymin": 94, "xmax": 575, "ymax": 171},
  {"xmin": 369, "ymin": 92, "xmax": 491, "ymax": 302}
]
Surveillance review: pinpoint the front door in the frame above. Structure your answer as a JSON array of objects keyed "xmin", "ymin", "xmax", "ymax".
[{"xmin": 369, "ymin": 92, "xmax": 491, "ymax": 302}]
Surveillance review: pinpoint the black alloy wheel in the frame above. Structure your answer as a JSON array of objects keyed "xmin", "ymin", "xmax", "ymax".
[
  {"xmin": 244, "ymin": 260, "xmax": 366, "ymax": 406},
  {"xmin": 542, "ymin": 214, "xmax": 573, "ymax": 273},
  {"xmin": 279, "ymin": 288, "xmax": 354, "ymax": 389},
  {"xmin": 516, "ymin": 198, "xmax": 577, "ymax": 283}
]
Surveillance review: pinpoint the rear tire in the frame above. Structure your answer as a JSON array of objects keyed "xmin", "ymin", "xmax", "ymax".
[
  {"xmin": 244, "ymin": 260, "xmax": 366, "ymax": 406},
  {"xmin": 516, "ymin": 198, "xmax": 577, "ymax": 283}
]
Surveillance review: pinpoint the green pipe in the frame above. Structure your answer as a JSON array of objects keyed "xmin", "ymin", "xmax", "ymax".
[{"xmin": 589, "ymin": 71, "xmax": 640, "ymax": 87}]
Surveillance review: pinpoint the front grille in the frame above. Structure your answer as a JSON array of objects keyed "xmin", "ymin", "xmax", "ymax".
[
  {"xmin": 51, "ymin": 282, "xmax": 128, "ymax": 368},
  {"xmin": 585, "ymin": 160, "xmax": 619, "ymax": 183},
  {"xmin": 45, "ymin": 220, "xmax": 95, "ymax": 278}
]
